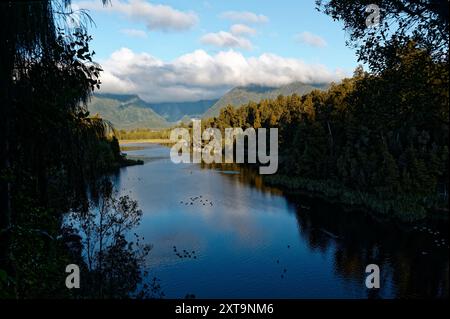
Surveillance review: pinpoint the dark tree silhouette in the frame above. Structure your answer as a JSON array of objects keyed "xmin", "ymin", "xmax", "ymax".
[
  {"xmin": 0, "ymin": 1, "xmax": 143, "ymax": 298},
  {"xmin": 316, "ymin": 0, "xmax": 449, "ymax": 71}
]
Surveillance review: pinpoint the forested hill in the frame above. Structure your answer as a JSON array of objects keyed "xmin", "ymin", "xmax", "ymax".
[
  {"xmin": 90, "ymin": 83, "xmax": 326, "ymax": 129},
  {"xmin": 149, "ymin": 99, "xmax": 218, "ymax": 122},
  {"xmin": 203, "ymin": 82, "xmax": 328, "ymax": 118},
  {"xmin": 89, "ymin": 94, "xmax": 217, "ymax": 128},
  {"xmin": 88, "ymin": 94, "xmax": 170, "ymax": 129}
]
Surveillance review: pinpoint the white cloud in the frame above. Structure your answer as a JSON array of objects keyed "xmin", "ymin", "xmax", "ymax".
[
  {"xmin": 295, "ymin": 31, "xmax": 327, "ymax": 48},
  {"xmin": 120, "ymin": 28, "xmax": 147, "ymax": 38},
  {"xmin": 220, "ymin": 11, "xmax": 268, "ymax": 24},
  {"xmin": 99, "ymin": 48, "xmax": 347, "ymax": 102},
  {"xmin": 76, "ymin": 0, "xmax": 198, "ymax": 31},
  {"xmin": 201, "ymin": 24, "xmax": 256, "ymax": 50},
  {"xmin": 230, "ymin": 24, "xmax": 257, "ymax": 36},
  {"xmin": 201, "ymin": 31, "xmax": 253, "ymax": 50}
]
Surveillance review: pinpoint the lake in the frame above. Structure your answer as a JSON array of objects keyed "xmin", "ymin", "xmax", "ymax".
[{"xmin": 112, "ymin": 143, "xmax": 448, "ymax": 299}]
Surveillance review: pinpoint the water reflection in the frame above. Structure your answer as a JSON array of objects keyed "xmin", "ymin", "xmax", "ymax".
[
  {"xmin": 115, "ymin": 143, "xmax": 448, "ymax": 299},
  {"xmin": 290, "ymin": 197, "xmax": 449, "ymax": 298}
]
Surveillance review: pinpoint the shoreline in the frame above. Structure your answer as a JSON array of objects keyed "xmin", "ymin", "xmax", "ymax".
[
  {"xmin": 264, "ymin": 174, "xmax": 449, "ymax": 223},
  {"xmin": 117, "ymin": 142, "xmax": 448, "ymax": 223},
  {"xmin": 119, "ymin": 139, "xmax": 173, "ymax": 145}
]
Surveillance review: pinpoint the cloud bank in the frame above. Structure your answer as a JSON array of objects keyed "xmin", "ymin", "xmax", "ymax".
[
  {"xmin": 76, "ymin": 0, "xmax": 198, "ymax": 31},
  {"xmin": 99, "ymin": 48, "xmax": 347, "ymax": 102}
]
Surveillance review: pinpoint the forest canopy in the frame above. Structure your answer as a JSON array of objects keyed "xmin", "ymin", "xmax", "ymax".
[{"xmin": 204, "ymin": 1, "xmax": 449, "ymax": 220}]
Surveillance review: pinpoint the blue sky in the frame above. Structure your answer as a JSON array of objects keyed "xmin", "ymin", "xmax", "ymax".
[{"xmin": 72, "ymin": 0, "xmax": 359, "ymax": 102}]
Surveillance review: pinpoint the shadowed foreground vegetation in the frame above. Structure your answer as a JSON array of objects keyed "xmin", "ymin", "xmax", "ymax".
[{"xmin": 0, "ymin": 1, "xmax": 149, "ymax": 298}]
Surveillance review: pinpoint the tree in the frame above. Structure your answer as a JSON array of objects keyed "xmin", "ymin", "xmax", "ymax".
[
  {"xmin": 0, "ymin": 0, "xmax": 135, "ymax": 298},
  {"xmin": 316, "ymin": 0, "xmax": 449, "ymax": 71},
  {"xmin": 70, "ymin": 179, "xmax": 152, "ymax": 298}
]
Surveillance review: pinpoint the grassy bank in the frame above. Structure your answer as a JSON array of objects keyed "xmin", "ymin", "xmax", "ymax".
[
  {"xmin": 264, "ymin": 174, "xmax": 448, "ymax": 223},
  {"xmin": 119, "ymin": 138, "xmax": 173, "ymax": 145}
]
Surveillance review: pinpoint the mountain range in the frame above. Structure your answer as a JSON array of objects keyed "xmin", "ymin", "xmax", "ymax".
[
  {"xmin": 87, "ymin": 94, "xmax": 170, "ymax": 130},
  {"xmin": 88, "ymin": 82, "xmax": 328, "ymax": 130},
  {"xmin": 203, "ymin": 82, "xmax": 328, "ymax": 118}
]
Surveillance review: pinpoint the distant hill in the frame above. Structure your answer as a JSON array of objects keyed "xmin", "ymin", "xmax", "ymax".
[
  {"xmin": 88, "ymin": 94, "xmax": 170, "ymax": 130},
  {"xmin": 203, "ymin": 82, "xmax": 329, "ymax": 118},
  {"xmin": 88, "ymin": 94, "xmax": 218, "ymax": 129},
  {"xmin": 88, "ymin": 83, "xmax": 329, "ymax": 129},
  {"xmin": 148, "ymin": 99, "xmax": 217, "ymax": 122}
]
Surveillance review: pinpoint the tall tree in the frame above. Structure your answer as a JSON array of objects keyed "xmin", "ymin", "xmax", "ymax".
[{"xmin": 316, "ymin": 0, "xmax": 449, "ymax": 71}]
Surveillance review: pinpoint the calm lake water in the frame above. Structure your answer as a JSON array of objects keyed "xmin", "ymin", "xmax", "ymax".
[{"xmin": 112, "ymin": 143, "xmax": 448, "ymax": 299}]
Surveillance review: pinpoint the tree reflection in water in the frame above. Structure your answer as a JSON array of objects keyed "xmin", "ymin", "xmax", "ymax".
[
  {"xmin": 66, "ymin": 179, "xmax": 164, "ymax": 298},
  {"xmin": 290, "ymin": 197, "xmax": 448, "ymax": 299},
  {"xmin": 204, "ymin": 161, "xmax": 448, "ymax": 298}
]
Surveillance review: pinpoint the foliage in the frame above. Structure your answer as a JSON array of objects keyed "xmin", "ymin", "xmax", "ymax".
[
  {"xmin": 316, "ymin": 0, "xmax": 449, "ymax": 71},
  {"xmin": 203, "ymin": 82, "xmax": 327, "ymax": 118},
  {"xmin": 206, "ymin": 44, "xmax": 448, "ymax": 221},
  {"xmin": 67, "ymin": 179, "xmax": 157, "ymax": 299},
  {"xmin": 116, "ymin": 128, "xmax": 172, "ymax": 140},
  {"xmin": 0, "ymin": 1, "xmax": 146, "ymax": 298}
]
